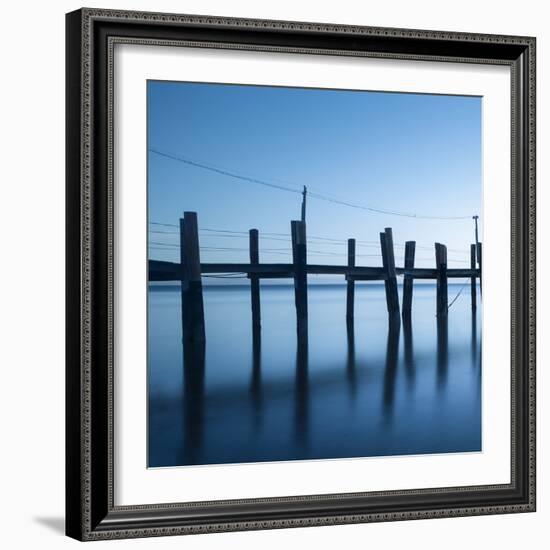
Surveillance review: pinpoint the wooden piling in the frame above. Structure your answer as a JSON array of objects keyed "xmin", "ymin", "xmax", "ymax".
[
  {"xmin": 380, "ymin": 227, "xmax": 400, "ymax": 316},
  {"xmin": 291, "ymin": 220, "xmax": 308, "ymax": 340},
  {"xmin": 402, "ymin": 241, "xmax": 416, "ymax": 319},
  {"xmin": 180, "ymin": 212, "xmax": 205, "ymax": 344},
  {"xmin": 470, "ymin": 244, "xmax": 477, "ymax": 311},
  {"xmin": 346, "ymin": 238, "xmax": 356, "ymax": 324},
  {"xmin": 476, "ymin": 242, "xmax": 482, "ymax": 295},
  {"xmin": 249, "ymin": 229, "xmax": 261, "ymax": 333},
  {"xmin": 435, "ymin": 243, "xmax": 448, "ymax": 317}
]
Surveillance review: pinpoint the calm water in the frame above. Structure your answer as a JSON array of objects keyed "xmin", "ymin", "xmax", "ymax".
[{"xmin": 148, "ymin": 283, "xmax": 481, "ymax": 468}]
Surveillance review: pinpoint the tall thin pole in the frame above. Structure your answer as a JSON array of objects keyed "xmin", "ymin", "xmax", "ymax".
[
  {"xmin": 470, "ymin": 244, "xmax": 477, "ymax": 311},
  {"xmin": 301, "ymin": 185, "xmax": 307, "ymax": 223},
  {"xmin": 472, "ymin": 215, "xmax": 479, "ymax": 264}
]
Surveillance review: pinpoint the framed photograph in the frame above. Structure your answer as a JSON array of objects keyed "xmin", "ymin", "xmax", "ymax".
[{"xmin": 66, "ymin": 8, "xmax": 536, "ymax": 541}]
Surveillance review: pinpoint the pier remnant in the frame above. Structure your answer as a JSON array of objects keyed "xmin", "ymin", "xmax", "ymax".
[
  {"xmin": 380, "ymin": 227, "xmax": 400, "ymax": 317},
  {"xmin": 148, "ymin": 213, "xmax": 483, "ymax": 338},
  {"xmin": 291, "ymin": 220, "xmax": 308, "ymax": 342},
  {"xmin": 435, "ymin": 242, "xmax": 448, "ymax": 317},
  {"xmin": 180, "ymin": 212, "xmax": 205, "ymax": 344},
  {"xmin": 402, "ymin": 240, "xmax": 416, "ymax": 319},
  {"xmin": 249, "ymin": 229, "xmax": 261, "ymax": 335}
]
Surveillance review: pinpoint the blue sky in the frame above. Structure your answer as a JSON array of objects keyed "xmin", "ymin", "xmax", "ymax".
[{"xmin": 147, "ymin": 81, "xmax": 481, "ymax": 272}]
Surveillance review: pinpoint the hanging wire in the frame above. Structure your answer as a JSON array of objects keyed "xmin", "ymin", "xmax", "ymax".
[
  {"xmin": 149, "ymin": 222, "xmax": 471, "ymax": 257},
  {"xmin": 447, "ymin": 279, "xmax": 470, "ymax": 310},
  {"xmin": 149, "ymin": 148, "xmax": 474, "ymax": 220}
]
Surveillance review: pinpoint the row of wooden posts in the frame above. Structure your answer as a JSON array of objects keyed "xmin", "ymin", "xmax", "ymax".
[{"xmin": 149, "ymin": 212, "xmax": 482, "ymax": 345}]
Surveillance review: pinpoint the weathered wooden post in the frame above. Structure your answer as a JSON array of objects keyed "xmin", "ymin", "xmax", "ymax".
[
  {"xmin": 435, "ymin": 243, "xmax": 448, "ymax": 317},
  {"xmin": 470, "ymin": 243, "xmax": 477, "ymax": 311},
  {"xmin": 249, "ymin": 229, "xmax": 261, "ymax": 334},
  {"xmin": 180, "ymin": 212, "xmax": 205, "ymax": 344},
  {"xmin": 346, "ymin": 238, "xmax": 356, "ymax": 325},
  {"xmin": 402, "ymin": 241, "xmax": 416, "ymax": 319},
  {"xmin": 380, "ymin": 227, "xmax": 400, "ymax": 318},
  {"xmin": 291, "ymin": 220, "xmax": 308, "ymax": 341},
  {"xmin": 476, "ymin": 242, "xmax": 483, "ymax": 296}
]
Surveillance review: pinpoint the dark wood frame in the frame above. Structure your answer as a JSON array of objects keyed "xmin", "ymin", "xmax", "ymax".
[{"xmin": 66, "ymin": 8, "xmax": 536, "ymax": 541}]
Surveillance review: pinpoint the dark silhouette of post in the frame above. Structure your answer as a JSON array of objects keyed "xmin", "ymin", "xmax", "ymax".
[
  {"xmin": 179, "ymin": 212, "xmax": 205, "ymax": 344},
  {"xmin": 402, "ymin": 241, "xmax": 416, "ymax": 319},
  {"xmin": 476, "ymin": 242, "xmax": 483, "ymax": 296},
  {"xmin": 249, "ymin": 229, "xmax": 261, "ymax": 335},
  {"xmin": 346, "ymin": 238, "xmax": 356, "ymax": 325},
  {"xmin": 470, "ymin": 243, "xmax": 477, "ymax": 311},
  {"xmin": 380, "ymin": 227, "xmax": 400, "ymax": 317},
  {"xmin": 435, "ymin": 243, "xmax": 448, "ymax": 317},
  {"xmin": 291, "ymin": 220, "xmax": 308, "ymax": 342}
]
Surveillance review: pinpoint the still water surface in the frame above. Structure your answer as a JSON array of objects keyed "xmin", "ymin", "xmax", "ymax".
[{"xmin": 148, "ymin": 283, "xmax": 481, "ymax": 468}]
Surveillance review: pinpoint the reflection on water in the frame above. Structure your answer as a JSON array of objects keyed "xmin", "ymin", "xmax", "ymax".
[
  {"xmin": 346, "ymin": 321, "xmax": 357, "ymax": 401},
  {"xmin": 148, "ymin": 283, "xmax": 481, "ymax": 468},
  {"xmin": 382, "ymin": 317, "xmax": 400, "ymax": 422},
  {"xmin": 403, "ymin": 316, "xmax": 416, "ymax": 388},
  {"xmin": 437, "ymin": 316, "xmax": 449, "ymax": 391}
]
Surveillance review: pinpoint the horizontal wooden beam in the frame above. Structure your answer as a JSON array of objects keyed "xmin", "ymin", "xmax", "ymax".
[
  {"xmin": 396, "ymin": 267, "xmax": 480, "ymax": 279},
  {"xmin": 307, "ymin": 265, "xmax": 384, "ymax": 276},
  {"xmin": 149, "ymin": 260, "xmax": 182, "ymax": 281},
  {"xmin": 149, "ymin": 260, "xmax": 386, "ymax": 281},
  {"xmin": 149, "ymin": 260, "xmax": 480, "ymax": 282},
  {"xmin": 202, "ymin": 263, "xmax": 293, "ymax": 274},
  {"xmin": 345, "ymin": 274, "xmax": 387, "ymax": 281}
]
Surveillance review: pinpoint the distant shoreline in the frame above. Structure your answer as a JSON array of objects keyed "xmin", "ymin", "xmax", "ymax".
[{"xmin": 149, "ymin": 281, "xmax": 478, "ymax": 290}]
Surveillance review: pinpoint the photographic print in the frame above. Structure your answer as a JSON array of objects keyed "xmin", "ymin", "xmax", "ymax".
[
  {"xmin": 66, "ymin": 9, "xmax": 536, "ymax": 539},
  {"xmin": 147, "ymin": 81, "xmax": 482, "ymax": 469}
]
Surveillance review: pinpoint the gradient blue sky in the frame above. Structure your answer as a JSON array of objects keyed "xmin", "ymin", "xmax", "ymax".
[{"xmin": 147, "ymin": 80, "xmax": 481, "ymax": 271}]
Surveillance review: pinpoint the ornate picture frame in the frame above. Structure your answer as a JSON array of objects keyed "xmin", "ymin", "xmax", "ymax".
[{"xmin": 66, "ymin": 8, "xmax": 536, "ymax": 541}]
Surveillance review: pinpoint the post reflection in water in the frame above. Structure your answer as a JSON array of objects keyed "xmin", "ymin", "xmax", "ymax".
[
  {"xmin": 249, "ymin": 327, "xmax": 262, "ymax": 433},
  {"xmin": 181, "ymin": 340, "xmax": 206, "ymax": 466},
  {"xmin": 471, "ymin": 311, "xmax": 478, "ymax": 367},
  {"xmin": 402, "ymin": 315, "xmax": 416, "ymax": 389},
  {"xmin": 436, "ymin": 316, "xmax": 449, "ymax": 391},
  {"xmin": 382, "ymin": 315, "xmax": 401, "ymax": 422},
  {"xmin": 148, "ymin": 284, "xmax": 482, "ymax": 468},
  {"xmin": 346, "ymin": 319, "xmax": 357, "ymax": 401},
  {"xmin": 294, "ymin": 335, "xmax": 309, "ymax": 450}
]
